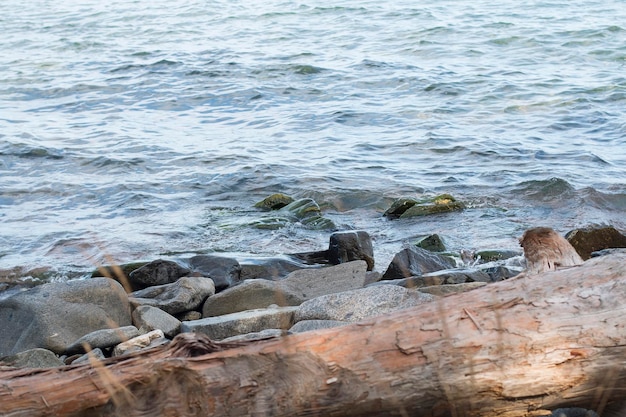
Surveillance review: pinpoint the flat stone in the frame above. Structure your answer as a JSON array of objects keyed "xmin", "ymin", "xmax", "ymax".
[
  {"xmin": 132, "ymin": 305, "xmax": 181, "ymax": 338},
  {"xmin": 295, "ymin": 285, "xmax": 435, "ymax": 323},
  {"xmin": 181, "ymin": 306, "xmax": 298, "ymax": 340},
  {"xmin": 219, "ymin": 329, "xmax": 285, "ymax": 343},
  {"xmin": 281, "ymin": 260, "xmax": 368, "ymax": 300},
  {"xmin": 289, "ymin": 320, "xmax": 348, "ymax": 333},
  {"xmin": 66, "ymin": 325, "xmax": 140, "ymax": 354}
]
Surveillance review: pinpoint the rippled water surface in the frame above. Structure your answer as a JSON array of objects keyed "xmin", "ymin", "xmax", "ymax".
[{"xmin": 1, "ymin": 0, "xmax": 625, "ymax": 280}]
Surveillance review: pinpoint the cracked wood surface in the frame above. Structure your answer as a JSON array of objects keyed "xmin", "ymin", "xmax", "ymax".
[{"xmin": 1, "ymin": 253, "xmax": 626, "ymax": 416}]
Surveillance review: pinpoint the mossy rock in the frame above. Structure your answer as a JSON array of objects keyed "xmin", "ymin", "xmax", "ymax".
[
  {"xmin": 251, "ymin": 198, "xmax": 336, "ymax": 231},
  {"xmin": 414, "ymin": 234, "xmax": 446, "ymax": 252},
  {"xmin": 249, "ymin": 217, "xmax": 292, "ymax": 230},
  {"xmin": 254, "ymin": 193, "xmax": 295, "ymax": 210},
  {"xmin": 383, "ymin": 198, "xmax": 419, "ymax": 219},
  {"xmin": 399, "ymin": 194, "xmax": 465, "ymax": 218}
]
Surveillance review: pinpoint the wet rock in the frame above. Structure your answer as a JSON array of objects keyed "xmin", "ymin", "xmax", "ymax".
[
  {"xmin": 383, "ymin": 194, "xmax": 465, "ymax": 219},
  {"xmin": 91, "ymin": 261, "xmax": 149, "ymax": 291},
  {"xmin": 132, "ymin": 305, "xmax": 181, "ymax": 338},
  {"xmin": 295, "ymin": 285, "xmax": 435, "ymax": 323},
  {"xmin": 418, "ymin": 282, "xmax": 487, "ymax": 296},
  {"xmin": 414, "ymin": 234, "xmax": 446, "ymax": 252},
  {"xmin": 181, "ymin": 306, "xmax": 297, "ymax": 340},
  {"xmin": 202, "ymin": 279, "xmax": 304, "ymax": 318},
  {"xmin": 328, "ymin": 230, "xmax": 375, "ymax": 271},
  {"xmin": 186, "ymin": 255, "xmax": 241, "ymax": 291},
  {"xmin": 474, "ymin": 249, "xmax": 522, "ymax": 263},
  {"xmin": 239, "ymin": 256, "xmax": 311, "ymax": 280},
  {"xmin": 129, "ymin": 276, "xmax": 215, "ymax": 315},
  {"xmin": 65, "ymin": 325, "xmax": 140, "ymax": 354},
  {"xmin": 254, "ymin": 193, "xmax": 295, "ymax": 210},
  {"xmin": 289, "ymin": 320, "xmax": 348, "ymax": 333},
  {"xmin": 0, "ymin": 278, "xmax": 131, "ymax": 356},
  {"xmin": 251, "ymin": 198, "xmax": 336, "ymax": 231},
  {"xmin": 382, "ymin": 246, "xmax": 456, "ymax": 280},
  {"xmin": 1, "ymin": 348, "xmax": 64, "ymax": 369},
  {"xmin": 566, "ymin": 225, "xmax": 626, "ymax": 260},
  {"xmin": 128, "ymin": 260, "xmax": 190, "ymax": 289},
  {"xmin": 112, "ymin": 329, "xmax": 168, "ymax": 356},
  {"xmin": 282, "ymin": 260, "xmax": 369, "ymax": 301}
]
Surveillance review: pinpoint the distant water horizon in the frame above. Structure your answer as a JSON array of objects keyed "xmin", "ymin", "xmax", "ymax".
[{"xmin": 1, "ymin": 0, "xmax": 625, "ymax": 281}]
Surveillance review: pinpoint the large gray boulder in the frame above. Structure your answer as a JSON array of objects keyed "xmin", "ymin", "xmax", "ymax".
[
  {"xmin": 0, "ymin": 278, "xmax": 131, "ymax": 356},
  {"xmin": 202, "ymin": 279, "xmax": 303, "ymax": 318},
  {"xmin": 295, "ymin": 285, "xmax": 435, "ymax": 323},
  {"xmin": 129, "ymin": 276, "xmax": 215, "ymax": 315}
]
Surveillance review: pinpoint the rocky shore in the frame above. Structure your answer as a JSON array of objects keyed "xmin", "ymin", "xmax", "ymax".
[{"xmin": 1, "ymin": 220, "xmax": 625, "ymax": 370}]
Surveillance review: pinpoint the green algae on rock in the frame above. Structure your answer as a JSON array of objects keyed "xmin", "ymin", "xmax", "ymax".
[
  {"xmin": 254, "ymin": 193, "xmax": 295, "ymax": 211},
  {"xmin": 383, "ymin": 194, "xmax": 465, "ymax": 219},
  {"xmin": 252, "ymin": 197, "xmax": 336, "ymax": 231}
]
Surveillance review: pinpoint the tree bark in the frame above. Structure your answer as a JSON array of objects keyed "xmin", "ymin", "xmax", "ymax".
[{"xmin": 1, "ymin": 253, "xmax": 626, "ymax": 417}]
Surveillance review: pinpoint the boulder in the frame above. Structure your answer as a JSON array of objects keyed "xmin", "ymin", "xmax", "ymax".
[
  {"xmin": 129, "ymin": 277, "xmax": 215, "ymax": 315},
  {"xmin": 382, "ymin": 246, "xmax": 456, "ymax": 279},
  {"xmin": 0, "ymin": 278, "xmax": 131, "ymax": 356},
  {"xmin": 414, "ymin": 234, "xmax": 446, "ymax": 252},
  {"xmin": 128, "ymin": 260, "xmax": 190, "ymax": 289},
  {"xmin": 132, "ymin": 305, "xmax": 181, "ymax": 338},
  {"xmin": 1, "ymin": 348, "xmax": 64, "ymax": 369},
  {"xmin": 294, "ymin": 285, "xmax": 435, "ymax": 323},
  {"xmin": 254, "ymin": 193, "xmax": 294, "ymax": 210},
  {"xmin": 186, "ymin": 255, "xmax": 241, "ymax": 291},
  {"xmin": 239, "ymin": 256, "xmax": 310, "ymax": 280},
  {"xmin": 566, "ymin": 225, "xmax": 626, "ymax": 260},
  {"xmin": 181, "ymin": 306, "xmax": 298, "ymax": 340},
  {"xmin": 202, "ymin": 279, "xmax": 303, "ymax": 318},
  {"xmin": 328, "ymin": 231, "xmax": 375, "ymax": 270},
  {"xmin": 65, "ymin": 326, "xmax": 140, "ymax": 354},
  {"xmin": 281, "ymin": 260, "xmax": 369, "ymax": 300}
]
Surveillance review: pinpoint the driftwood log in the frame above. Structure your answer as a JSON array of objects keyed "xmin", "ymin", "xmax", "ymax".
[{"xmin": 1, "ymin": 253, "xmax": 626, "ymax": 417}]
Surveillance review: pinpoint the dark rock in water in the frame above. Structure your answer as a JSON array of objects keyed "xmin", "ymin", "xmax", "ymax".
[
  {"xmin": 128, "ymin": 259, "xmax": 190, "ymax": 289},
  {"xmin": 187, "ymin": 255, "xmax": 241, "ymax": 291},
  {"xmin": 254, "ymin": 193, "xmax": 294, "ymax": 210},
  {"xmin": 382, "ymin": 246, "xmax": 456, "ymax": 280},
  {"xmin": 382, "ymin": 197, "xmax": 419, "ymax": 219},
  {"xmin": 65, "ymin": 326, "xmax": 140, "ymax": 355},
  {"xmin": 414, "ymin": 234, "xmax": 446, "ymax": 252},
  {"xmin": 474, "ymin": 249, "xmax": 522, "ymax": 263},
  {"xmin": 129, "ymin": 276, "xmax": 215, "ymax": 315},
  {"xmin": 251, "ymin": 197, "xmax": 336, "ymax": 230},
  {"xmin": 240, "ymin": 257, "xmax": 313, "ymax": 280},
  {"xmin": 0, "ymin": 278, "xmax": 131, "ymax": 356},
  {"xmin": 328, "ymin": 230, "xmax": 375, "ymax": 270},
  {"xmin": 1, "ymin": 348, "xmax": 64, "ymax": 369},
  {"xmin": 566, "ymin": 225, "xmax": 626, "ymax": 260}
]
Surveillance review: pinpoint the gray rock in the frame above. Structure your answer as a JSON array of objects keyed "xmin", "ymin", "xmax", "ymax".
[
  {"xmin": 289, "ymin": 320, "xmax": 348, "ymax": 333},
  {"xmin": 295, "ymin": 285, "xmax": 435, "ymax": 323},
  {"xmin": 282, "ymin": 260, "xmax": 368, "ymax": 300},
  {"xmin": 414, "ymin": 234, "xmax": 446, "ymax": 252},
  {"xmin": 71, "ymin": 348, "xmax": 106, "ymax": 365},
  {"xmin": 481, "ymin": 265, "xmax": 519, "ymax": 281},
  {"xmin": 566, "ymin": 225, "xmax": 626, "ymax": 260},
  {"xmin": 181, "ymin": 306, "xmax": 298, "ymax": 340},
  {"xmin": 418, "ymin": 282, "xmax": 487, "ymax": 296},
  {"xmin": 66, "ymin": 325, "xmax": 140, "ymax": 354},
  {"xmin": 1, "ymin": 348, "xmax": 64, "ymax": 369},
  {"xmin": 202, "ymin": 279, "xmax": 304, "ymax": 318},
  {"xmin": 128, "ymin": 259, "xmax": 190, "ymax": 289},
  {"xmin": 112, "ymin": 330, "xmax": 168, "ymax": 356},
  {"xmin": 176, "ymin": 311, "xmax": 202, "ymax": 321},
  {"xmin": 0, "ymin": 278, "xmax": 131, "ymax": 356},
  {"xmin": 132, "ymin": 305, "xmax": 181, "ymax": 338},
  {"xmin": 368, "ymin": 275, "xmax": 446, "ymax": 289},
  {"xmin": 187, "ymin": 255, "xmax": 241, "ymax": 291},
  {"xmin": 129, "ymin": 276, "xmax": 215, "ymax": 315},
  {"xmin": 328, "ymin": 231, "xmax": 375, "ymax": 271},
  {"xmin": 239, "ymin": 256, "xmax": 310, "ymax": 280},
  {"xmin": 422, "ymin": 269, "xmax": 493, "ymax": 284},
  {"xmin": 219, "ymin": 328, "xmax": 285, "ymax": 343},
  {"xmin": 382, "ymin": 246, "xmax": 456, "ymax": 279}
]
